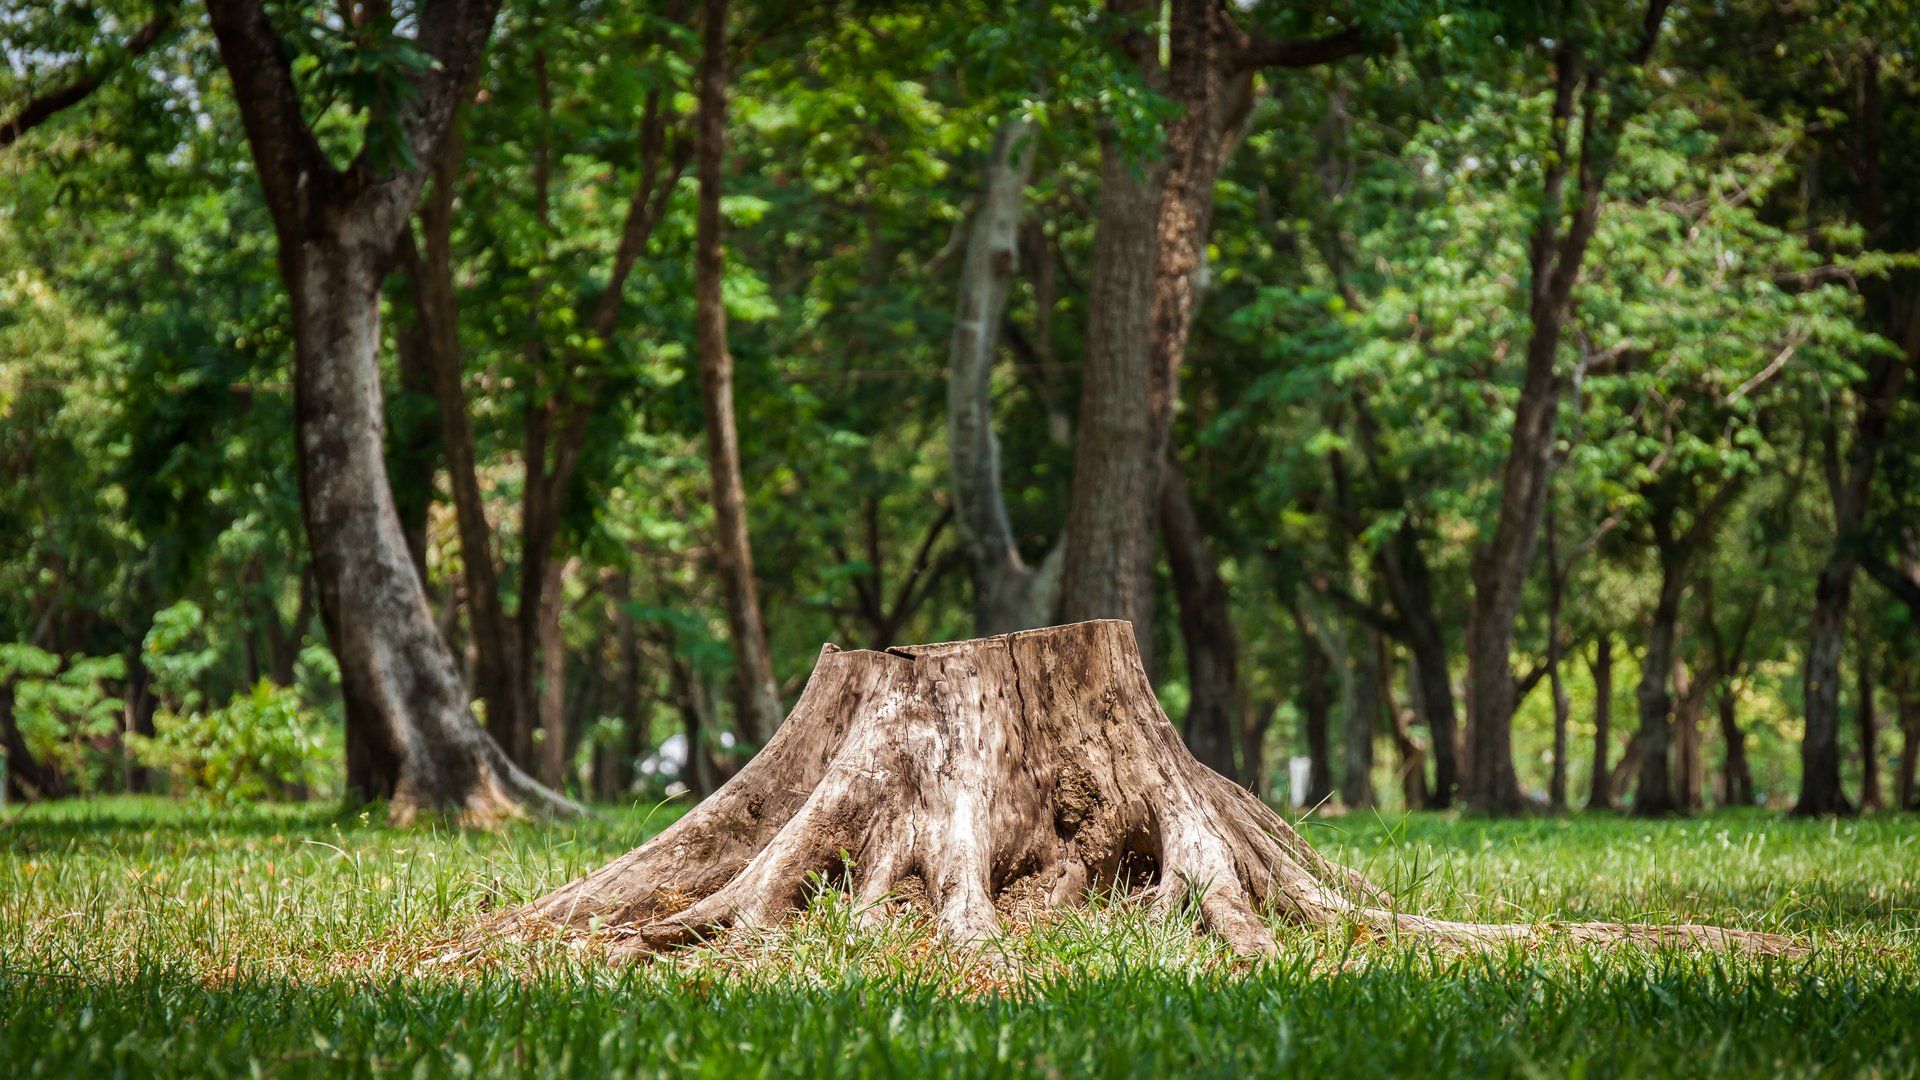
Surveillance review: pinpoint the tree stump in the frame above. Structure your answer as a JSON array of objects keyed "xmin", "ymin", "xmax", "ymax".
[{"xmin": 499, "ymin": 620, "xmax": 1797, "ymax": 958}]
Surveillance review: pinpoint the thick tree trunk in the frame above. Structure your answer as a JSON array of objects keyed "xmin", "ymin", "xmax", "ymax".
[
  {"xmin": 1161, "ymin": 457, "xmax": 1241, "ymax": 782},
  {"xmin": 533, "ymin": 556, "xmax": 571, "ymax": 789},
  {"xmin": 291, "ymin": 239, "xmax": 566, "ymax": 823},
  {"xmin": 947, "ymin": 117, "xmax": 1060, "ymax": 635},
  {"xmin": 694, "ymin": 0, "xmax": 782, "ymax": 747},
  {"xmin": 1858, "ymin": 644, "xmax": 1883, "ymax": 810},
  {"xmin": 492, "ymin": 620, "xmax": 1799, "ymax": 961},
  {"xmin": 1058, "ymin": 134, "xmax": 1164, "ymax": 661},
  {"xmin": 205, "ymin": 0, "xmax": 572, "ymax": 822},
  {"xmin": 1587, "ymin": 636, "xmax": 1614, "ymax": 809}
]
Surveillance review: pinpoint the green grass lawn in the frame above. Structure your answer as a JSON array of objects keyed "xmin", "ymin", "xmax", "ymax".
[{"xmin": 3, "ymin": 797, "xmax": 1917, "ymax": 1077}]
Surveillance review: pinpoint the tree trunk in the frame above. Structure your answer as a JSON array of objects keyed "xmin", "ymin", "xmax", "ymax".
[
  {"xmin": 389, "ymin": 301, "xmax": 440, "ymax": 590},
  {"xmin": 533, "ymin": 555, "xmax": 571, "ymax": 789},
  {"xmin": 1058, "ymin": 132, "xmax": 1165, "ymax": 662},
  {"xmin": 1587, "ymin": 636, "xmax": 1614, "ymax": 809},
  {"xmin": 1858, "ymin": 642, "xmax": 1883, "ymax": 810},
  {"xmin": 1380, "ymin": 639, "xmax": 1428, "ymax": 809},
  {"xmin": 1461, "ymin": 23, "xmax": 1667, "ymax": 814},
  {"xmin": 1379, "ymin": 525, "xmax": 1459, "ymax": 807},
  {"xmin": 494, "ymin": 620, "xmax": 1800, "ymax": 960},
  {"xmin": 1545, "ymin": 497, "xmax": 1570, "ymax": 811},
  {"xmin": 1341, "ymin": 625, "xmax": 1379, "ymax": 811},
  {"xmin": 2, "ymin": 679, "xmax": 64, "ymax": 801},
  {"xmin": 1672, "ymin": 660, "xmax": 1709, "ymax": 813},
  {"xmin": 288, "ymin": 237, "xmax": 565, "ymax": 823},
  {"xmin": 1899, "ymin": 680, "xmax": 1919, "ymax": 811},
  {"xmin": 1161, "ymin": 456, "xmax": 1241, "ymax": 782},
  {"xmin": 1798, "ymin": 553, "xmax": 1860, "ymax": 816},
  {"xmin": 398, "ymin": 148, "xmax": 528, "ymax": 768},
  {"xmin": 694, "ymin": 0, "xmax": 782, "ymax": 748},
  {"xmin": 1294, "ymin": 602, "xmax": 1335, "ymax": 807},
  {"xmin": 947, "ymin": 117, "xmax": 1060, "ymax": 635},
  {"xmin": 1798, "ymin": 46, "xmax": 1915, "ymax": 817},
  {"xmin": 1634, "ymin": 540, "xmax": 1686, "ymax": 816},
  {"xmin": 1716, "ymin": 688, "xmax": 1754, "ymax": 808},
  {"xmin": 203, "ymin": 0, "xmax": 577, "ymax": 823}
]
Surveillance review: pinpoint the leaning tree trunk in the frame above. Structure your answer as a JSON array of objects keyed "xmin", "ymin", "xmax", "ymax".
[
  {"xmin": 491, "ymin": 621, "xmax": 1798, "ymax": 960},
  {"xmin": 947, "ymin": 116, "xmax": 1060, "ymax": 636},
  {"xmin": 290, "ymin": 238, "xmax": 568, "ymax": 824}
]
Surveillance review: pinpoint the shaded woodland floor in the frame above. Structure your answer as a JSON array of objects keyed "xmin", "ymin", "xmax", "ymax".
[{"xmin": 2, "ymin": 799, "xmax": 1917, "ymax": 1077}]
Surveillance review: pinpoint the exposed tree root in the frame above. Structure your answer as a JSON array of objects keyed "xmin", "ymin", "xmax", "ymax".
[{"xmin": 482, "ymin": 621, "xmax": 1802, "ymax": 961}]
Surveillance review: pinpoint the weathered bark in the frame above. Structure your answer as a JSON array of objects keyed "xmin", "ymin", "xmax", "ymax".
[
  {"xmin": 1587, "ymin": 636, "xmax": 1615, "ymax": 809},
  {"xmin": 947, "ymin": 117, "xmax": 1060, "ymax": 635},
  {"xmin": 490, "ymin": 621, "xmax": 1799, "ymax": 961},
  {"xmin": 205, "ymin": 0, "xmax": 572, "ymax": 822},
  {"xmin": 694, "ymin": 0, "xmax": 782, "ymax": 748},
  {"xmin": 1161, "ymin": 456, "xmax": 1241, "ymax": 782},
  {"xmin": 1061, "ymin": 2, "xmax": 1366, "ymax": 669},
  {"xmin": 1058, "ymin": 122, "xmax": 1165, "ymax": 657},
  {"xmin": 1858, "ymin": 642, "xmax": 1883, "ymax": 811},
  {"xmin": 1464, "ymin": 9, "xmax": 1668, "ymax": 814}
]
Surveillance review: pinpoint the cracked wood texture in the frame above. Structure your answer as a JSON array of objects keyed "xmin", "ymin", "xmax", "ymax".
[{"xmin": 498, "ymin": 620, "xmax": 1799, "ymax": 959}]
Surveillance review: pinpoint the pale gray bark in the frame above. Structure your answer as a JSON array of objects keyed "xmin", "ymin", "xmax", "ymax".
[{"xmin": 947, "ymin": 117, "xmax": 1061, "ymax": 635}]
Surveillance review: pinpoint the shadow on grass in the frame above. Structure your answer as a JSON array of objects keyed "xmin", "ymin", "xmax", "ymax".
[{"xmin": 3, "ymin": 956, "xmax": 1917, "ymax": 1077}]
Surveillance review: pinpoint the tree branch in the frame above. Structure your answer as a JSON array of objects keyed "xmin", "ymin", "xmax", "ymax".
[
  {"xmin": 1862, "ymin": 551, "xmax": 1920, "ymax": 617},
  {"xmin": 0, "ymin": 3, "xmax": 176, "ymax": 151},
  {"xmin": 1229, "ymin": 23, "xmax": 1368, "ymax": 73}
]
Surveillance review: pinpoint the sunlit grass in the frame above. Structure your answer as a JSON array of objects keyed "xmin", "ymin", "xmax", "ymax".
[{"xmin": 3, "ymin": 798, "xmax": 1917, "ymax": 1076}]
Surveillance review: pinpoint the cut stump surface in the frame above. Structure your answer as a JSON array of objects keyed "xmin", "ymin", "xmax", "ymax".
[{"xmin": 495, "ymin": 620, "xmax": 1800, "ymax": 959}]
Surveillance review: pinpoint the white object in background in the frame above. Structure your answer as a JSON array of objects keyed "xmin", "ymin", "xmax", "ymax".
[{"xmin": 1288, "ymin": 755, "xmax": 1312, "ymax": 808}]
